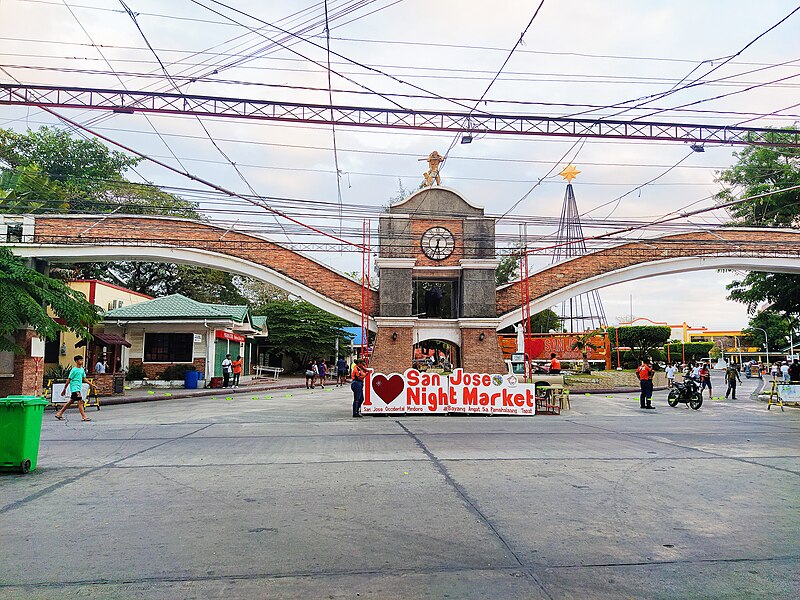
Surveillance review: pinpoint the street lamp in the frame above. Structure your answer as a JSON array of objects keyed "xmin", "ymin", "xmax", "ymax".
[{"xmin": 752, "ymin": 327, "xmax": 770, "ymax": 364}]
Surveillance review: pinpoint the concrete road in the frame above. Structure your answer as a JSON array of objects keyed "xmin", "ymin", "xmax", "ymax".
[{"xmin": 1, "ymin": 376, "xmax": 798, "ymax": 599}]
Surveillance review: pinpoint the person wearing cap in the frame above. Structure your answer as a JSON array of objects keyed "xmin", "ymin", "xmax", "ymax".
[{"xmin": 636, "ymin": 358, "xmax": 655, "ymax": 410}]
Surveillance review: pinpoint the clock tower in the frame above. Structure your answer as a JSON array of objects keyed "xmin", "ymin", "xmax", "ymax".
[{"xmin": 370, "ymin": 186, "xmax": 506, "ymax": 374}]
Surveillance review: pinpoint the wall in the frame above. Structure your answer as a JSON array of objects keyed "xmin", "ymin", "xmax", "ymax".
[
  {"xmin": 0, "ymin": 330, "xmax": 40, "ymax": 397},
  {"xmin": 460, "ymin": 327, "xmax": 506, "ymax": 374},
  {"xmin": 128, "ymin": 357, "xmax": 207, "ymax": 381},
  {"xmin": 370, "ymin": 327, "xmax": 414, "ymax": 374}
]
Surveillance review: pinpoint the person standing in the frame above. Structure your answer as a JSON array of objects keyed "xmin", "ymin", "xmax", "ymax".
[
  {"xmin": 780, "ymin": 361, "xmax": 790, "ymax": 382},
  {"xmin": 549, "ymin": 353, "xmax": 561, "ymax": 374},
  {"xmin": 789, "ymin": 359, "xmax": 800, "ymax": 382},
  {"xmin": 725, "ymin": 364, "xmax": 742, "ymax": 400},
  {"xmin": 317, "ymin": 358, "xmax": 327, "ymax": 389},
  {"xmin": 221, "ymin": 354, "xmax": 232, "ymax": 388},
  {"xmin": 231, "ymin": 355, "xmax": 243, "ymax": 389},
  {"xmin": 636, "ymin": 358, "xmax": 655, "ymax": 409},
  {"xmin": 94, "ymin": 355, "xmax": 106, "ymax": 374},
  {"xmin": 699, "ymin": 363, "xmax": 713, "ymax": 400},
  {"xmin": 305, "ymin": 359, "xmax": 316, "ymax": 389},
  {"xmin": 691, "ymin": 362, "xmax": 701, "ymax": 380},
  {"xmin": 336, "ymin": 355, "xmax": 348, "ymax": 387},
  {"xmin": 55, "ymin": 355, "xmax": 92, "ymax": 422},
  {"xmin": 665, "ymin": 363, "xmax": 677, "ymax": 388},
  {"xmin": 351, "ymin": 359, "xmax": 368, "ymax": 417},
  {"xmin": 770, "ymin": 362, "xmax": 779, "ymax": 380}
]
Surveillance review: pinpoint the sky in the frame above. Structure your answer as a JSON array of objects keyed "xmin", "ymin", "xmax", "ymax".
[{"xmin": 1, "ymin": 0, "xmax": 798, "ymax": 330}]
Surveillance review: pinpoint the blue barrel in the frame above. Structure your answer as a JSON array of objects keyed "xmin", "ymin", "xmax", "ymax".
[{"xmin": 184, "ymin": 370, "xmax": 200, "ymax": 389}]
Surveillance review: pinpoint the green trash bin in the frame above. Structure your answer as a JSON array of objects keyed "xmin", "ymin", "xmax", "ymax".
[{"xmin": 0, "ymin": 396, "xmax": 48, "ymax": 474}]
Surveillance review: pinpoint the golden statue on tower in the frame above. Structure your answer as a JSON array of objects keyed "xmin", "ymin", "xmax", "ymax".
[{"xmin": 419, "ymin": 150, "xmax": 445, "ymax": 187}]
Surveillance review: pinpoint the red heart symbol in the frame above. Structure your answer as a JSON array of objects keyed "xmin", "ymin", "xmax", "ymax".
[
  {"xmin": 525, "ymin": 338, "xmax": 545, "ymax": 358},
  {"xmin": 372, "ymin": 374, "xmax": 405, "ymax": 405}
]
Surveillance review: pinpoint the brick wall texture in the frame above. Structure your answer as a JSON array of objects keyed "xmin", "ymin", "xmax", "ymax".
[
  {"xmin": 460, "ymin": 328, "xmax": 507, "ymax": 374},
  {"xmin": 369, "ymin": 327, "xmax": 414, "ymax": 374},
  {"xmin": 129, "ymin": 357, "xmax": 206, "ymax": 380},
  {"xmin": 0, "ymin": 330, "xmax": 41, "ymax": 397},
  {"xmin": 35, "ymin": 216, "xmax": 378, "ymax": 315},
  {"xmin": 497, "ymin": 229, "xmax": 800, "ymax": 316}
]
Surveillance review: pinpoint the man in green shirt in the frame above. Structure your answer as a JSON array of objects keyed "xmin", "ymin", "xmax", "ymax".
[{"xmin": 55, "ymin": 355, "xmax": 92, "ymax": 421}]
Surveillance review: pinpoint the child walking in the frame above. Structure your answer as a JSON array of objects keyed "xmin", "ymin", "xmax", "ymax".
[{"xmin": 55, "ymin": 355, "xmax": 92, "ymax": 422}]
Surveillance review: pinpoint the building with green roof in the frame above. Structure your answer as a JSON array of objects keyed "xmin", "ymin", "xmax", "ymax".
[{"xmin": 101, "ymin": 294, "xmax": 267, "ymax": 382}]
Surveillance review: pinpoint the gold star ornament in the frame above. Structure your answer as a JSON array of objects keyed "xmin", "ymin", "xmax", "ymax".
[{"xmin": 559, "ymin": 164, "xmax": 581, "ymax": 183}]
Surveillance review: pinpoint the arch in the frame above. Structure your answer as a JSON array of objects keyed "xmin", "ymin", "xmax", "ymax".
[
  {"xmin": 5, "ymin": 214, "xmax": 379, "ymax": 329},
  {"xmin": 497, "ymin": 228, "xmax": 800, "ymax": 330}
]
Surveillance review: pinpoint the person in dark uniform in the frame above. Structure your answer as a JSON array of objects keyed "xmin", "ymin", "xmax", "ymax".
[{"xmin": 725, "ymin": 364, "xmax": 742, "ymax": 400}]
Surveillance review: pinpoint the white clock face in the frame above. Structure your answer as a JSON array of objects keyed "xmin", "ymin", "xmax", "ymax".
[{"xmin": 420, "ymin": 226, "xmax": 455, "ymax": 260}]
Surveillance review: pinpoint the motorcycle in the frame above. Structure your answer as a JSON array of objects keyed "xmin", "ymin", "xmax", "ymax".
[{"xmin": 667, "ymin": 374, "xmax": 703, "ymax": 410}]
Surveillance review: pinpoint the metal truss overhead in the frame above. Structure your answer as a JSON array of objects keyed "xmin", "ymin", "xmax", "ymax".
[{"xmin": 2, "ymin": 84, "xmax": 799, "ymax": 147}]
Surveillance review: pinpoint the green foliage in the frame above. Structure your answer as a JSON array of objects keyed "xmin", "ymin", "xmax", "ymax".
[
  {"xmin": 0, "ymin": 164, "xmax": 68, "ymax": 213},
  {"xmin": 726, "ymin": 272, "xmax": 800, "ymax": 317},
  {"xmin": 608, "ymin": 325, "xmax": 671, "ymax": 363},
  {"xmin": 716, "ymin": 143, "xmax": 800, "ymax": 228},
  {"xmin": 496, "ymin": 253, "xmax": 519, "ymax": 286},
  {"xmin": 716, "ymin": 142, "xmax": 800, "ymax": 316},
  {"xmin": 742, "ymin": 310, "xmax": 793, "ymax": 351},
  {"xmin": 571, "ymin": 329, "xmax": 599, "ymax": 373},
  {"xmin": 159, "ymin": 364, "xmax": 196, "ymax": 381},
  {"xmin": 664, "ymin": 342, "xmax": 714, "ymax": 363},
  {"xmin": 0, "ymin": 247, "xmax": 101, "ymax": 352},
  {"xmin": 252, "ymin": 300, "xmax": 353, "ymax": 367},
  {"xmin": 126, "ymin": 363, "xmax": 146, "ymax": 381},
  {"xmin": 44, "ymin": 364, "xmax": 71, "ymax": 381},
  {"xmin": 498, "ymin": 309, "xmax": 562, "ymax": 334}
]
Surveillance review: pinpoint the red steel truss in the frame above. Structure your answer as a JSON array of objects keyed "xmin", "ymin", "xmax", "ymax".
[{"xmin": 2, "ymin": 84, "xmax": 799, "ymax": 146}]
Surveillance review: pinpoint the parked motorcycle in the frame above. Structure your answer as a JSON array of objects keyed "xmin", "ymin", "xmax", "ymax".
[{"xmin": 667, "ymin": 374, "xmax": 703, "ymax": 410}]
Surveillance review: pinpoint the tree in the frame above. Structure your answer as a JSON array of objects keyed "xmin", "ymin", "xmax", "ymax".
[
  {"xmin": 716, "ymin": 141, "xmax": 800, "ymax": 317},
  {"xmin": 0, "ymin": 247, "xmax": 100, "ymax": 352},
  {"xmin": 742, "ymin": 311, "xmax": 792, "ymax": 353},
  {"xmin": 608, "ymin": 325, "xmax": 671, "ymax": 363},
  {"xmin": 571, "ymin": 330, "xmax": 599, "ymax": 374},
  {"xmin": 252, "ymin": 301, "xmax": 353, "ymax": 368},
  {"xmin": 663, "ymin": 342, "xmax": 714, "ymax": 364},
  {"xmin": 0, "ymin": 126, "xmax": 246, "ymax": 302}
]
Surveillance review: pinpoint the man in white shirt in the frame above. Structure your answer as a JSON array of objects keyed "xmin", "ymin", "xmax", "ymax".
[
  {"xmin": 781, "ymin": 362, "xmax": 790, "ymax": 382},
  {"xmin": 665, "ymin": 364, "xmax": 677, "ymax": 387},
  {"xmin": 222, "ymin": 354, "xmax": 232, "ymax": 388},
  {"xmin": 94, "ymin": 356, "xmax": 106, "ymax": 374}
]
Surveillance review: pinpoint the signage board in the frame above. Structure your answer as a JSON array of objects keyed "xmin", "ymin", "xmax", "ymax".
[
  {"xmin": 777, "ymin": 383, "xmax": 800, "ymax": 401},
  {"xmin": 362, "ymin": 369, "xmax": 538, "ymax": 416},
  {"xmin": 215, "ymin": 330, "xmax": 245, "ymax": 343},
  {"xmin": 193, "ymin": 333, "xmax": 203, "ymax": 343}
]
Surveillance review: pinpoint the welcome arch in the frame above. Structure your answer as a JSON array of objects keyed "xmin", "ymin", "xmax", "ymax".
[
  {"xmin": 497, "ymin": 228, "xmax": 800, "ymax": 329},
  {"xmin": 3, "ymin": 214, "xmax": 379, "ymax": 328}
]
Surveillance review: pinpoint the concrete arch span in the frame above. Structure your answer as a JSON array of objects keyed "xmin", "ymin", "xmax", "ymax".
[
  {"xmin": 3, "ymin": 214, "xmax": 379, "ymax": 329},
  {"xmin": 497, "ymin": 255, "xmax": 800, "ymax": 330}
]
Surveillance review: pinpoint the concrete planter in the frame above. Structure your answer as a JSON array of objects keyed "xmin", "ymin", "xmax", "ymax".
[{"xmin": 125, "ymin": 379, "xmax": 206, "ymax": 389}]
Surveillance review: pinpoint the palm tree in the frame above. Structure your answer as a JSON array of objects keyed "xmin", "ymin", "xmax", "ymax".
[{"xmin": 571, "ymin": 330, "xmax": 600, "ymax": 374}]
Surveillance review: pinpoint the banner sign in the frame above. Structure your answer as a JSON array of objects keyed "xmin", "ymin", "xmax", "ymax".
[
  {"xmin": 363, "ymin": 369, "xmax": 539, "ymax": 416},
  {"xmin": 777, "ymin": 383, "xmax": 800, "ymax": 401},
  {"xmin": 215, "ymin": 330, "xmax": 245, "ymax": 343},
  {"xmin": 524, "ymin": 335, "xmax": 607, "ymax": 361}
]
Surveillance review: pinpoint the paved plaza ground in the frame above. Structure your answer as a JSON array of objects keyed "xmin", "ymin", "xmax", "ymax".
[{"xmin": 1, "ymin": 376, "xmax": 798, "ymax": 599}]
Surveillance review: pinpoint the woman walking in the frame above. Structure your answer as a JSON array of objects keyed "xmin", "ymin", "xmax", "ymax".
[
  {"xmin": 317, "ymin": 358, "xmax": 327, "ymax": 389},
  {"xmin": 305, "ymin": 359, "xmax": 316, "ymax": 389}
]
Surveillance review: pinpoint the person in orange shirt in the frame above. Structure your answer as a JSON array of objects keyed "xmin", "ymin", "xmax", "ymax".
[
  {"xmin": 231, "ymin": 355, "xmax": 243, "ymax": 389},
  {"xmin": 350, "ymin": 359, "xmax": 368, "ymax": 418},
  {"xmin": 636, "ymin": 358, "xmax": 655, "ymax": 410},
  {"xmin": 549, "ymin": 353, "xmax": 561, "ymax": 374}
]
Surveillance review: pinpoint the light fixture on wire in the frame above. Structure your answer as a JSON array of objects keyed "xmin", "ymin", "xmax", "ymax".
[
  {"xmin": 689, "ymin": 143, "xmax": 705, "ymax": 153},
  {"xmin": 461, "ymin": 134, "xmax": 473, "ymax": 144}
]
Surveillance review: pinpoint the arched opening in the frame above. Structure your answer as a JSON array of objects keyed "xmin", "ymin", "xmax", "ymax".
[{"xmin": 413, "ymin": 338, "xmax": 461, "ymax": 372}]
